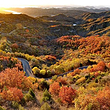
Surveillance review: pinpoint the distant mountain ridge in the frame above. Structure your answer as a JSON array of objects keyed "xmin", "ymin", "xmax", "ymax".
[
  {"xmin": 0, "ymin": 8, "xmax": 110, "ymax": 37},
  {"xmin": 4, "ymin": 6, "xmax": 110, "ymax": 17}
]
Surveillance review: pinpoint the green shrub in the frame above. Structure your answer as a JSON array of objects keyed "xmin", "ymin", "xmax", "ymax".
[
  {"xmin": 40, "ymin": 102, "xmax": 51, "ymax": 110},
  {"xmin": 11, "ymin": 101, "xmax": 19, "ymax": 109},
  {"xmin": 24, "ymin": 88, "xmax": 35, "ymax": 102},
  {"xmin": 85, "ymin": 78, "xmax": 91, "ymax": 83},
  {"xmin": 18, "ymin": 105, "xmax": 25, "ymax": 110},
  {"xmin": 42, "ymin": 89, "xmax": 51, "ymax": 102},
  {"xmin": 87, "ymin": 103, "xmax": 93, "ymax": 110},
  {"xmin": 11, "ymin": 101, "xmax": 25, "ymax": 110},
  {"xmin": 24, "ymin": 93, "xmax": 34, "ymax": 102},
  {"xmin": 47, "ymin": 70, "xmax": 52, "ymax": 76},
  {"xmin": 29, "ymin": 88, "xmax": 35, "ymax": 98},
  {"xmin": 52, "ymin": 75, "xmax": 58, "ymax": 81},
  {"xmin": 0, "ymin": 106, "xmax": 6, "ymax": 110}
]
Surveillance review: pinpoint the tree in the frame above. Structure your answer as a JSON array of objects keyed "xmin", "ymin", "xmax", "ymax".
[
  {"xmin": 2, "ymin": 87, "xmax": 23, "ymax": 102},
  {"xmin": 59, "ymin": 86, "xmax": 76, "ymax": 104},
  {"xmin": 0, "ymin": 67, "xmax": 32, "ymax": 90},
  {"xmin": 49, "ymin": 82, "xmax": 60, "ymax": 95},
  {"xmin": 40, "ymin": 102, "xmax": 51, "ymax": 110}
]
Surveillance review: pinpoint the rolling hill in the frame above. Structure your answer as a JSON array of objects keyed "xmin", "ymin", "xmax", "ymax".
[{"xmin": 0, "ymin": 9, "xmax": 110, "ymax": 110}]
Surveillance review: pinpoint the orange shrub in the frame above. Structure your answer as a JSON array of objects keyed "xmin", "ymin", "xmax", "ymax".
[
  {"xmin": 49, "ymin": 82, "xmax": 60, "ymax": 95},
  {"xmin": 90, "ymin": 61, "xmax": 106, "ymax": 72},
  {"xmin": 56, "ymin": 77, "xmax": 68, "ymax": 85},
  {"xmin": 0, "ymin": 67, "xmax": 32, "ymax": 90},
  {"xmin": 45, "ymin": 55, "xmax": 56, "ymax": 61},
  {"xmin": 97, "ymin": 61, "xmax": 106, "ymax": 67},
  {"xmin": 74, "ymin": 68, "xmax": 81, "ymax": 74},
  {"xmin": 59, "ymin": 86, "xmax": 76, "ymax": 104},
  {"xmin": 96, "ymin": 87, "xmax": 110, "ymax": 109},
  {"xmin": 2, "ymin": 87, "xmax": 23, "ymax": 102},
  {"xmin": 15, "ymin": 61, "xmax": 23, "ymax": 70}
]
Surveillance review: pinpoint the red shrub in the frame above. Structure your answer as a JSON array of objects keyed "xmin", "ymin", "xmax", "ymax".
[
  {"xmin": 49, "ymin": 82, "xmax": 60, "ymax": 95},
  {"xmin": 90, "ymin": 61, "xmax": 106, "ymax": 72},
  {"xmin": 97, "ymin": 61, "xmax": 106, "ymax": 67},
  {"xmin": 59, "ymin": 86, "xmax": 76, "ymax": 104}
]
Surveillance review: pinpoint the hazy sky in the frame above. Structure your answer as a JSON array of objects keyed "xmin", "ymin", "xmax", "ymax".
[{"xmin": 0, "ymin": 0, "xmax": 110, "ymax": 7}]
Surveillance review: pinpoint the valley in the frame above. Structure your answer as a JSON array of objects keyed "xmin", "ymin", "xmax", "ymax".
[{"xmin": 0, "ymin": 8, "xmax": 110, "ymax": 110}]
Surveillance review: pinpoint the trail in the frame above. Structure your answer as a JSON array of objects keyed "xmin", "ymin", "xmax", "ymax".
[{"xmin": 18, "ymin": 58, "xmax": 88, "ymax": 80}]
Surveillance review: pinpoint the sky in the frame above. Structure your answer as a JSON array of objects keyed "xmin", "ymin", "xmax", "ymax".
[{"xmin": 0, "ymin": 0, "xmax": 110, "ymax": 8}]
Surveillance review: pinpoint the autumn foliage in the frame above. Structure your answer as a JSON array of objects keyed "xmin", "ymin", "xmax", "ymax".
[
  {"xmin": 45, "ymin": 55, "xmax": 56, "ymax": 61},
  {"xmin": 2, "ymin": 87, "xmax": 23, "ymax": 102},
  {"xmin": 90, "ymin": 61, "xmax": 106, "ymax": 72},
  {"xmin": 56, "ymin": 35, "xmax": 81, "ymax": 48},
  {"xmin": 49, "ymin": 82, "xmax": 60, "ymax": 95},
  {"xmin": 96, "ymin": 86, "xmax": 110, "ymax": 109},
  {"xmin": 57, "ymin": 35, "xmax": 110, "ymax": 54},
  {"xmin": 59, "ymin": 86, "xmax": 76, "ymax": 104},
  {"xmin": 56, "ymin": 77, "xmax": 68, "ymax": 85},
  {"xmin": 0, "ymin": 67, "xmax": 33, "ymax": 102},
  {"xmin": 0, "ymin": 67, "xmax": 32, "ymax": 90},
  {"xmin": 75, "ymin": 86, "xmax": 110, "ymax": 110}
]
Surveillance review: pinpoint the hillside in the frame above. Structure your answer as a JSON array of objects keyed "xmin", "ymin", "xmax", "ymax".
[
  {"xmin": 0, "ymin": 10, "xmax": 110, "ymax": 110},
  {"xmin": 74, "ymin": 11, "xmax": 110, "ymax": 36},
  {"xmin": 38, "ymin": 11, "xmax": 110, "ymax": 37}
]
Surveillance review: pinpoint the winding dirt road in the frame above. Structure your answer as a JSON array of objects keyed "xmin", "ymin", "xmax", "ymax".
[
  {"xmin": 18, "ymin": 58, "xmax": 88, "ymax": 80},
  {"xmin": 18, "ymin": 58, "xmax": 35, "ymax": 77}
]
